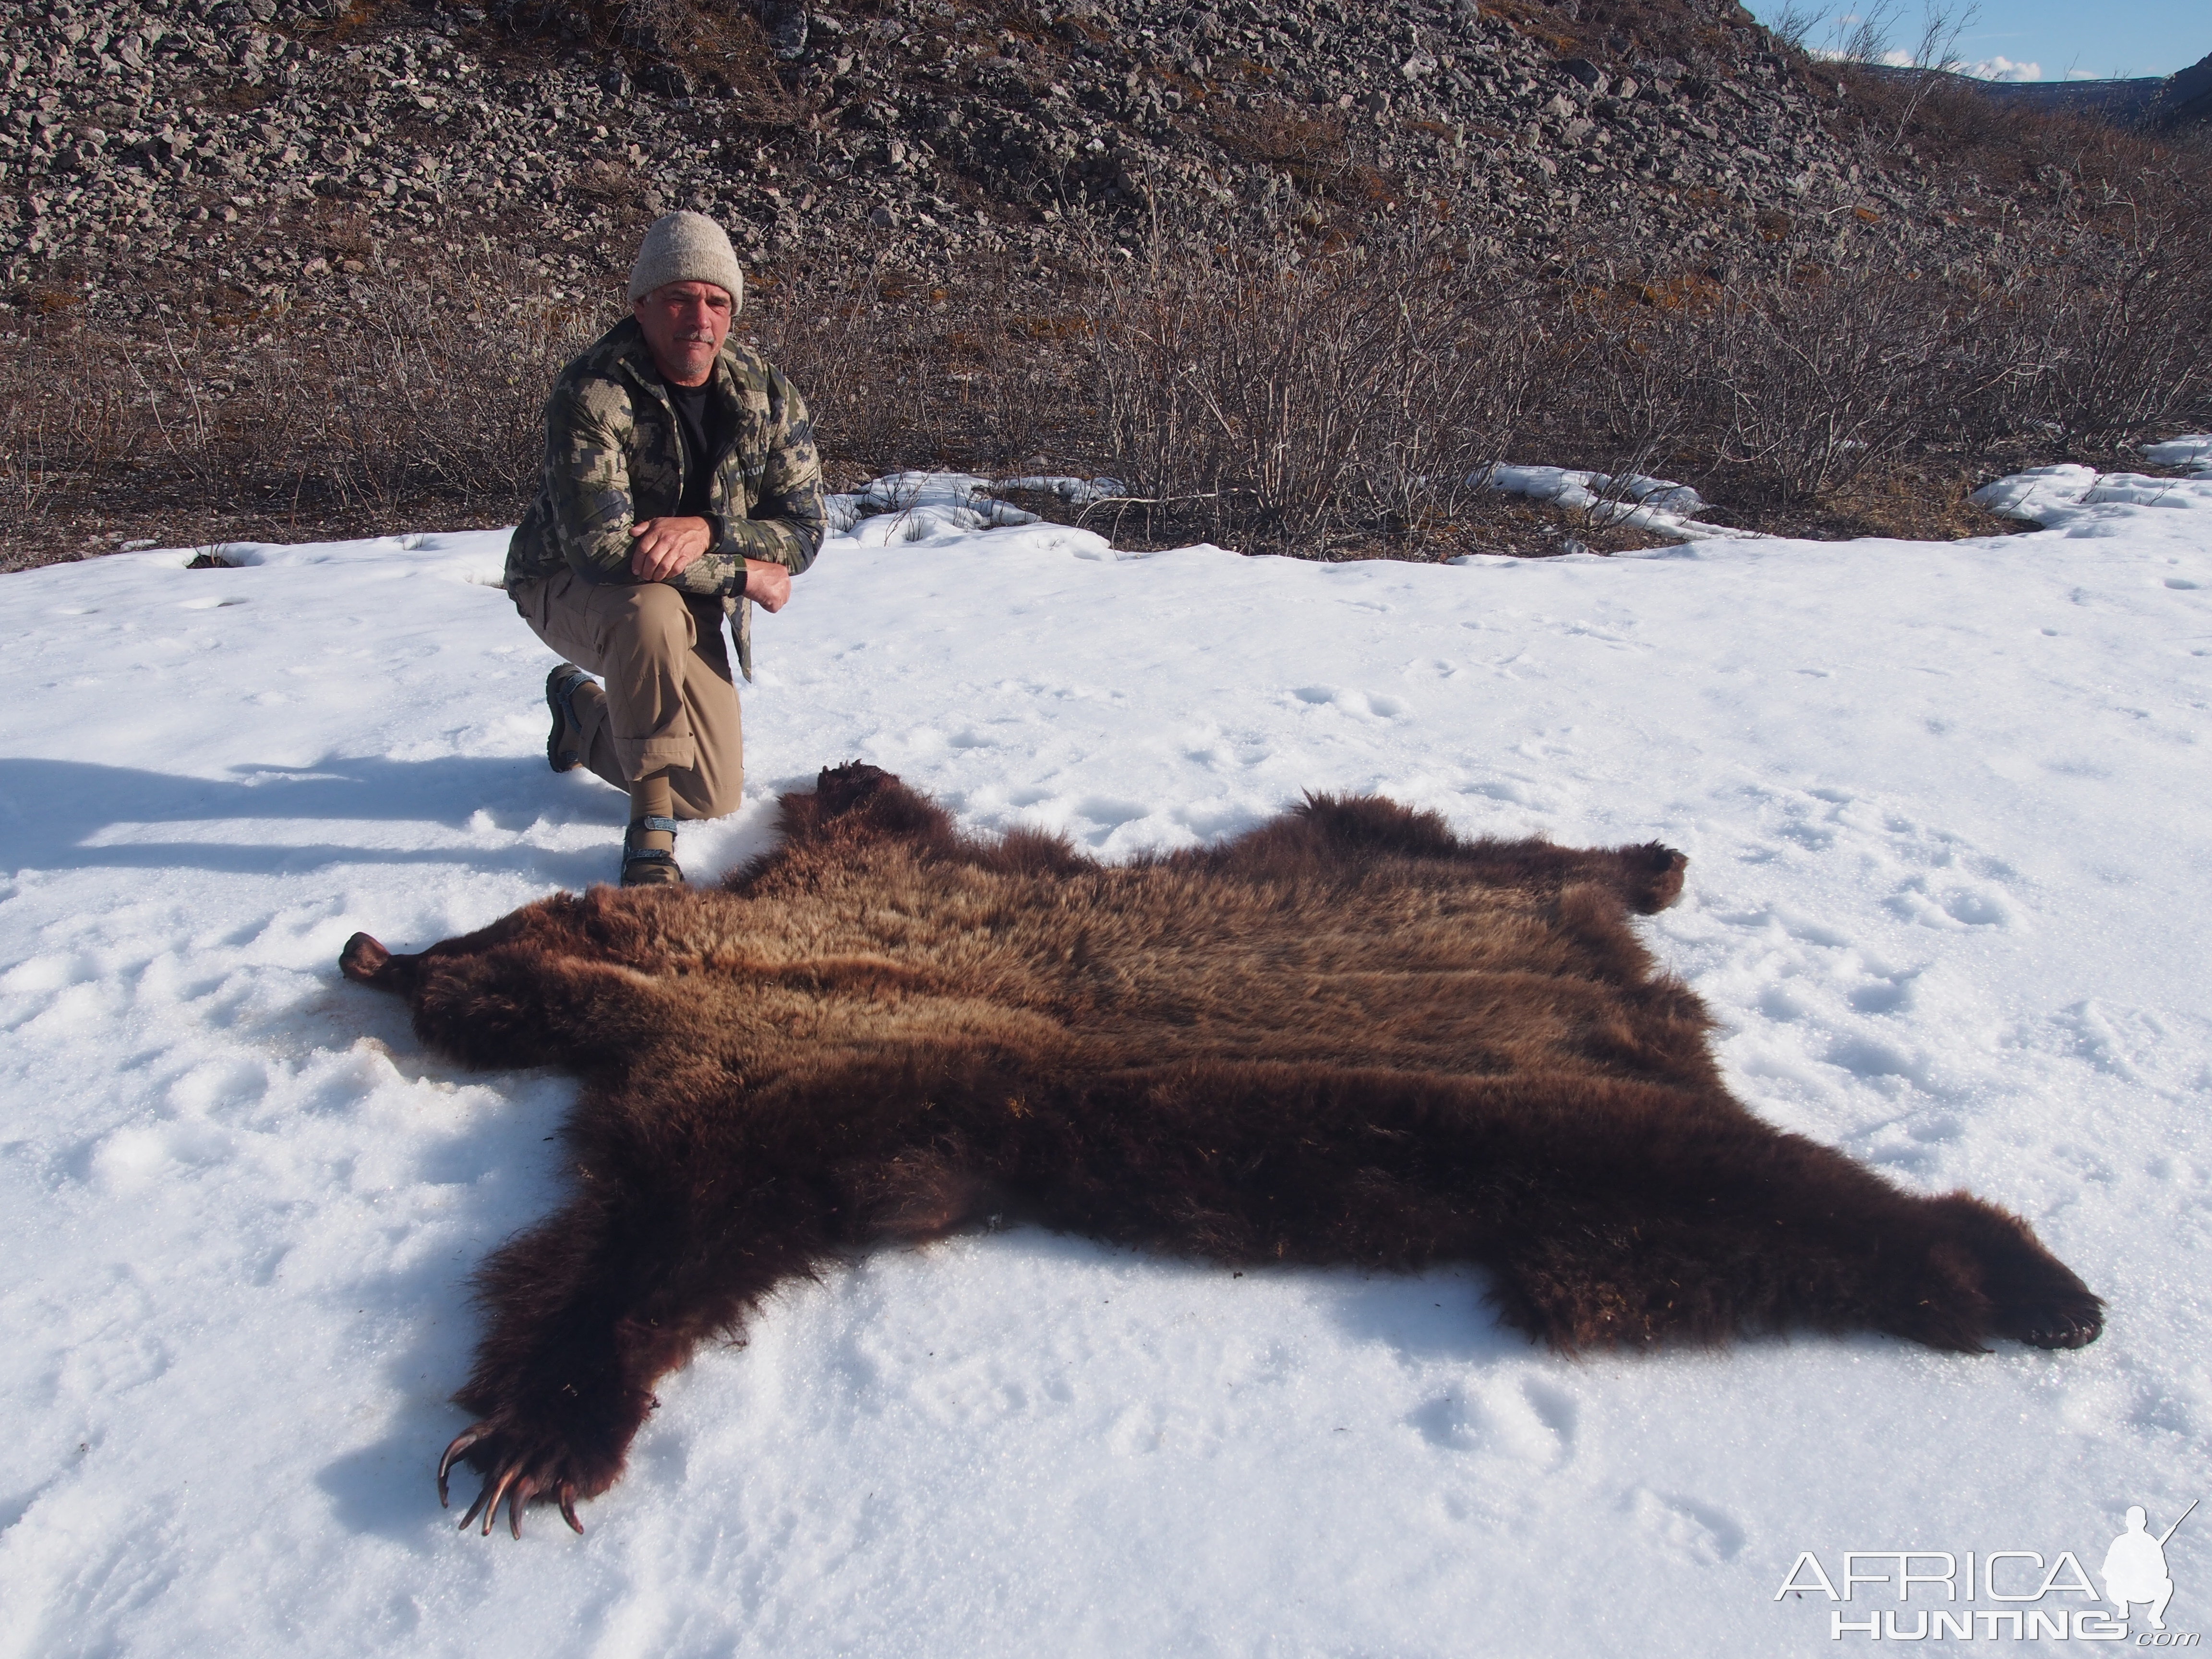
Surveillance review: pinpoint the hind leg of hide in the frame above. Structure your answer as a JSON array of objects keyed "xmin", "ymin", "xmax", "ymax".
[
  {"xmin": 1481, "ymin": 1135, "xmax": 2103, "ymax": 1355},
  {"xmin": 1043, "ymin": 1065, "xmax": 2104, "ymax": 1357},
  {"xmin": 1232, "ymin": 794, "xmax": 1688, "ymax": 915},
  {"xmin": 1913, "ymin": 1191, "xmax": 2103, "ymax": 1349}
]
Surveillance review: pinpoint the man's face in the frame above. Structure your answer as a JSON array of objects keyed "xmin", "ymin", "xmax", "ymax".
[{"xmin": 634, "ymin": 280, "xmax": 733, "ymax": 387}]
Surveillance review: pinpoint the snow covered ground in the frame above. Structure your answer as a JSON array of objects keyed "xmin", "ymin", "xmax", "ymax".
[{"xmin": 1, "ymin": 456, "xmax": 2208, "ymax": 1656}]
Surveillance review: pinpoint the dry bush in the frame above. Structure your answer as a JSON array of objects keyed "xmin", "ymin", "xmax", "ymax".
[
  {"xmin": 273, "ymin": 272, "xmax": 601, "ymax": 517},
  {"xmin": 747, "ymin": 257, "xmax": 1095, "ymax": 481},
  {"xmin": 1826, "ymin": 48, "xmax": 2212, "ymax": 212},
  {"xmin": 1682, "ymin": 259, "xmax": 2001, "ymax": 505},
  {"xmin": 1536, "ymin": 223, "xmax": 2212, "ymax": 515},
  {"xmin": 0, "ymin": 258, "xmax": 599, "ymax": 557},
  {"xmin": 0, "ymin": 323, "xmax": 150, "ymax": 536},
  {"xmin": 1085, "ymin": 232, "xmax": 1544, "ymax": 555},
  {"xmin": 1973, "ymin": 215, "xmax": 2212, "ymax": 446},
  {"xmin": 1, "ymin": 250, "xmax": 1101, "ymax": 565},
  {"xmin": 7, "ymin": 190, "xmax": 2208, "ymax": 571},
  {"xmin": 616, "ymin": 0, "xmax": 697, "ymax": 50},
  {"xmin": 1564, "ymin": 282, "xmax": 1704, "ymax": 474},
  {"xmin": 481, "ymin": 0, "xmax": 805, "ymax": 121},
  {"xmin": 1209, "ymin": 103, "xmax": 1349, "ymax": 169}
]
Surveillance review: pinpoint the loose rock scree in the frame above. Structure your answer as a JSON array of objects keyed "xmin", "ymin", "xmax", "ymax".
[{"xmin": 340, "ymin": 763, "xmax": 2103, "ymax": 1540}]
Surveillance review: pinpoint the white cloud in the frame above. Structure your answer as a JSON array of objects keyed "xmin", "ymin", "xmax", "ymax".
[
  {"xmin": 1809, "ymin": 46, "xmax": 2036, "ymax": 75},
  {"xmin": 1963, "ymin": 55, "xmax": 2042, "ymax": 81}
]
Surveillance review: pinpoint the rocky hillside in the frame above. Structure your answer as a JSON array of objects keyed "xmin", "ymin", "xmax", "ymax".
[
  {"xmin": 5, "ymin": 0, "xmax": 2203, "ymax": 569},
  {"xmin": 0, "ymin": 0, "xmax": 2090, "ymax": 323}
]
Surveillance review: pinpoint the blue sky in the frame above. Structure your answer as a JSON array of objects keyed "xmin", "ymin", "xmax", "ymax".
[{"xmin": 1738, "ymin": 0, "xmax": 2207, "ymax": 81}]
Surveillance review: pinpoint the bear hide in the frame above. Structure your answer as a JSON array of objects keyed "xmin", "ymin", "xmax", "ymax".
[{"xmin": 338, "ymin": 763, "xmax": 2103, "ymax": 1539}]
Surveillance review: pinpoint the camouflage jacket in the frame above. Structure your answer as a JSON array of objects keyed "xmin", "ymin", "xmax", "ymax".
[{"xmin": 504, "ymin": 316, "xmax": 825, "ymax": 680}]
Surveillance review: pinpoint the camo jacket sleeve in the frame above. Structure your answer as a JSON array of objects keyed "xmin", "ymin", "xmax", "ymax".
[
  {"xmin": 663, "ymin": 358, "xmax": 826, "ymax": 601},
  {"xmin": 538, "ymin": 377, "xmax": 649, "ymax": 585}
]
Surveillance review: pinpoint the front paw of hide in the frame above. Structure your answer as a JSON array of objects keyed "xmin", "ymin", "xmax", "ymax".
[
  {"xmin": 1626, "ymin": 844, "xmax": 1689, "ymax": 914},
  {"xmin": 1997, "ymin": 1290, "xmax": 2104, "ymax": 1350},
  {"xmin": 438, "ymin": 1412, "xmax": 623, "ymax": 1540}
]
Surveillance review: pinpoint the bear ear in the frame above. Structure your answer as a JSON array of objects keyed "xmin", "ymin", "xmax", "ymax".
[
  {"xmin": 792, "ymin": 762, "xmax": 959, "ymax": 853},
  {"xmin": 1295, "ymin": 793, "xmax": 1461, "ymax": 858},
  {"xmin": 814, "ymin": 761, "xmax": 902, "ymax": 818}
]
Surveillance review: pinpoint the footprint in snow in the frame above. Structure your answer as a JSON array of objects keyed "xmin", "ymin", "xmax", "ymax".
[
  {"xmin": 91, "ymin": 1120, "xmax": 237, "ymax": 1193},
  {"xmin": 1411, "ymin": 1375, "xmax": 1577, "ymax": 1467},
  {"xmin": 1626, "ymin": 1487, "xmax": 1746, "ymax": 1566},
  {"xmin": 1823, "ymin": 1034, "xmax": 1926, "ymax": 1085},
  {"xmin": 0, "ymin": 952, "xmax": 105, "ymax": 995},
  {"xmin": 1886, "ymin": 877, "xmax": 2015, "ymax": 930},
  {"xmin": 1846, "ymin": 970, "xmax": 1919, "ymax": 1015},
  {"xmin": 1073, "ymin": 795, "xmax": 1149, "ymax": 830},
  {"xmin": 166, "ymin": 1057, "xmax": 270, "ymax": 1116},
  {"xmin": 1290, "ymin": 685, "xmax": 1411, "ymax": 720}
]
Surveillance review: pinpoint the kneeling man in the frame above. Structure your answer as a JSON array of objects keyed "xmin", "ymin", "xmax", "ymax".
[{"xmin": 504, "ymin": 211, "xmax": 825, "ymax": 885}]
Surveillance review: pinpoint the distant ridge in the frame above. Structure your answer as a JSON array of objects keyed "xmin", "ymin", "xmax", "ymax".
[{"xmin": 1868, "ymin": 48, "xmax": 2212, "ymax": 132}]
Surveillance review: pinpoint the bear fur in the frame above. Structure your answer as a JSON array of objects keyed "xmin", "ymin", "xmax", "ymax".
[{"xmin": 338, "ymin": 763, "xmax": 2103, "ymax": 1539}]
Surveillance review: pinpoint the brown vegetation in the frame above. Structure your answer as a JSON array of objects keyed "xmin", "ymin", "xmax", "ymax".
[
  {"xmin": 3, "ymin": 161, "xmax": 2207, "ymax": 568},
  {"xmin": 0, "ymin": 262, "xmax": 600, "ymax": 566}
]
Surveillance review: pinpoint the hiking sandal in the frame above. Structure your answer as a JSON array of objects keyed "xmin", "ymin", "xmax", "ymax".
[
  {"xmin": 620, "ymin": 816, "xmax": 684, "ymax": 888},
  {"xmin": 546, "ymin": 663, "xmax": 592, "ymax": 774}
]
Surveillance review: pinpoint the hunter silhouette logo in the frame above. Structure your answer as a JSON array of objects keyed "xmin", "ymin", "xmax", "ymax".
[
  {"xmin": 1776, "ymin": 1498, "xmax": 2199, "ymax": 1643},
  {"xmin": 2104, "ymin": 1502, "xmax": 2196, "ymax": 1634}
]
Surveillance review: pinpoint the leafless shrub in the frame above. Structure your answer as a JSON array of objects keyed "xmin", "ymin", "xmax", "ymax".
[
  {"xmin": 6, "ymin": 199, "xmax": 2207, "ymax": 570},
  {"xmin": 1763, "ymin": 1, "xmax": 1822, "ymax": 56},
  {"xmin": 1685, "ymin": 258, "xmax": 2002, "ymax": 505},
  {"xmin": 617, "ymin": 0, "xmax": 695, "ymax": 51},
  {"xmin": 1782, "ymin": 0, "xmax": 1975, "ymax": 72},
  {"xmin": 567, "ymin": 157, "xmax": 644, "ymax": 209},
  {"xmin": 0, "ymin": 255, "xmax": 598, "ymax": 552},
  {"xmin": 283, "ymin": 269, "xmax": 601, "ymax": 516},
  {"xmin": 1528, "ymin": 218, "xmax": 2211, "ymax": 513},
  {"xmin": 497, "ymin": 0, "xmax": 807, "ymax": 124},
  {"xmin": 1973, "ymin": 215, "xmax": 2212, "ymax": 445},
  {"xmin": 0, "ymin": 325, "xmax": 126, "ymax": 526},
  {"xmin": 1208, "ymin": 103, "xmax": 1349, "ymax": 169},
  {"xmin": 1567, "ymin": 280, "xmax": 1703, "ymax": 476},
  {"xmin": 748, "ymin": 258, "xmax": 1094, "ymax": 481},
  {"xmin": 1085, "ymin": 231, "xmax": 1543, "ymax": 554}
]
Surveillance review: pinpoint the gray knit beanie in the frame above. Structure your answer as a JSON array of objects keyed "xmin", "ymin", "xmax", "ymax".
[{"xmin": 627, "ymin": 211, "xmax": 745, "ymax": 309}]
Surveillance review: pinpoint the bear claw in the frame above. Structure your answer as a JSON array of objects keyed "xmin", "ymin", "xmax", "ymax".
[
  {"xmin": 2020, "ymin": 1308, "xmax": 2103, "ymax": 1349},
  {"xmin": 439, "ymin": 1423, "xmax": 588, "ymax": 1540},
  {"xmin": 436, "ymin": 1426, "xmax": 482, "ymax": 1507}
]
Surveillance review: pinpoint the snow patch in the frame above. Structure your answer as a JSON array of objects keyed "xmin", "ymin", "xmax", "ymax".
[
  {"xmin": 0, "ymin": 449, "xmax": 2208, "ymax": 1655},
  {"xmin": 1974, "ymin": 453, "xmax": 2212, "ymax": 531},
  {"xmin": 1480, "ymin": 463, "xmax": 1762, "ymax": 541},
  {"xmin": 2145, "ymin": 434, "xmax": 2212, "ymax": 476},
  {"xmin": 824, "ymin": 471, "xmax": 1125, "ymax": 542}
]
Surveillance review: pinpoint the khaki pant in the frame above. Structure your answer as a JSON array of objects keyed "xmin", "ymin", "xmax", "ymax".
[{"xmin": 510, "ymin": 571, "xmax": 744, "ymax": 820}]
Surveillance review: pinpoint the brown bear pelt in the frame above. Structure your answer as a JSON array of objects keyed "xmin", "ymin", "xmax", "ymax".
[{"xmin": 338, "ymin": 762, "xmax": 2103, "ymax": 1539}]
